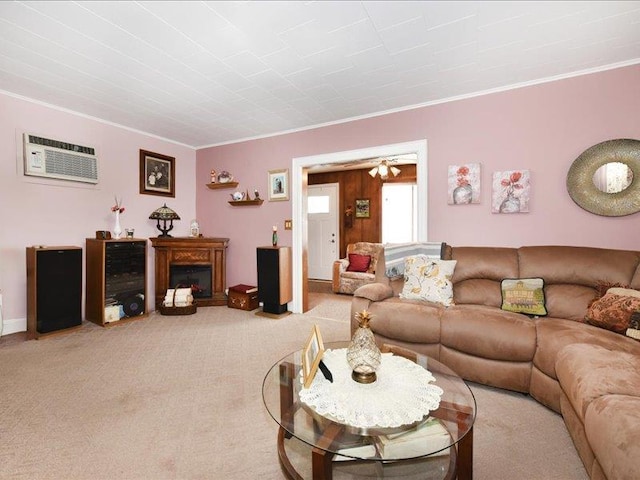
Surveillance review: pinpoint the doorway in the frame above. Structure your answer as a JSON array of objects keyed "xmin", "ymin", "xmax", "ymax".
[
  {"xmin": 292, "ymin": 140, "xmax": 428, "ymax": 313},
  {"xmin": 308, "ymin": 183, "xmax": 339, "ymax": 280}
]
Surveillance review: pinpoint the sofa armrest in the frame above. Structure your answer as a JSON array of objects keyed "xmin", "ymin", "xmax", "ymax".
[
  {"xmin": 353, "ymin": 283, "xmax": 394, "ymax": 302},
  {"xmin": 334, "ymin": 258, "xmax": 349, "ymax": 273},
  {"xmin": 332, "ymin": 259, "xmax": 350, "ymax": 292}
]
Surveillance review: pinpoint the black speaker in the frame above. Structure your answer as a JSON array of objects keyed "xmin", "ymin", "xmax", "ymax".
[
  {"xmin": 27, "ymin": 246, "xmax": 82, "ymax": 338},
  {"xmin": 257, "ymin": 246, "xmax": 291, "ymax": 314}
]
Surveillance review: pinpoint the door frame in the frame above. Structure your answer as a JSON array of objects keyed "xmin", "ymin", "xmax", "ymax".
[
  {"xmin": 291, "ymin": 140, "xmax": 428, "ymax": 313},
  {"xmin": 307, "ymin": 183, "xmax": 340, "ymax": 280}
]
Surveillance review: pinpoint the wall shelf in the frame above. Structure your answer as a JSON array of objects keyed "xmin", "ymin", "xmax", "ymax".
[
  {"xmin": 228, "ymin": 199, "xmax": 264, "ymax": 206},
  {"xmin": 207, "ymin": 182, "xmax": 238, "ymax": 189}
]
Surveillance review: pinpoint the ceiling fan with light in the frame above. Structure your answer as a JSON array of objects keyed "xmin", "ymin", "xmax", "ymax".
[{"xmin": 368, "ymin": 158, "xmax": 401, "ymax": 180}]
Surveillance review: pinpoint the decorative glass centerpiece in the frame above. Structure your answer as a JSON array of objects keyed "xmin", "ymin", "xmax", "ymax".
[{"xmin": 347, "ymin": 310, "xmax": 381, "ymax": 384}]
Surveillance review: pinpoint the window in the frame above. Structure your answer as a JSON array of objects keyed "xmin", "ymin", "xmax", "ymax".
[
  {"xmin": 308, "ymin": 195, "xmax": 330, "ymax": 214},
  {"xmin": 382, "ymin": 183, "xmax": 417, "ymax": 243}
]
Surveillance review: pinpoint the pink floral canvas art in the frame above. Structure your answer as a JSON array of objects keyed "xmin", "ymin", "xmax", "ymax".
[
  {"xmin": 447, "ymin": 163, "xmax": 481, "ymax": 204},
  {"xmin": 492, "ymin": 170, "xmax": 530, "ymax": 213}
]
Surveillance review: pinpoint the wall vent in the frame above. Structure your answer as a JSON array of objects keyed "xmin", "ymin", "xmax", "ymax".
[{"xmin": 23, "ymin": 133, "xmax": 98, "ymax": 184}]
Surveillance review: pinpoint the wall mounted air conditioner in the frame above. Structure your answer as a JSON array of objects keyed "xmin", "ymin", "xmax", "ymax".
[{"xmin": 23, "ymin": 133, "xmax": 98, "ymax": 184}]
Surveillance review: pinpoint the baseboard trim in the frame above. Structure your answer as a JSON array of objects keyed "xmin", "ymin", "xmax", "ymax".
[{"xmin": 2, "ymin": 317, "xmax": 27, "ymax": 336}]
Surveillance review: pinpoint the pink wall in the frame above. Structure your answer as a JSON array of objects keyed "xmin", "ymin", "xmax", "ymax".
[
  {"xmin": 1, "ymin": 65, "xmax": 638, "ymax": 327},
  {"xmin": 0, "ymin": 93, "xmax": 196, "ymax": 327},
  {"xmin": 196, "ymin": 65, "xmax": 640, "ymax": 288}
]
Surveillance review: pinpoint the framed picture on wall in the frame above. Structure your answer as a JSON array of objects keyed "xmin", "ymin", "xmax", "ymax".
[
  {"xmin": 268, "ymin": 169, "xmax": 289, "ymax": 201},
  {"xmin": 355, "ymin": 198, "xmax": 370, "ymax": 218},
  {"xmin": 448, "ymin": 163, "xmax": 481, "ymax": 205},
  {"xmin": 139, "ymin": 149, "xmax": 175, "ymax": 197},
  {"xmin": 491, "ymin": 169, "xmax": 530, "ymax": 213}
]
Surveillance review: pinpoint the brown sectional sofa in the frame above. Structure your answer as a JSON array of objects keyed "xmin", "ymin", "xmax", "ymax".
[{"xmin": 351, "ymin": 245, "xmax": 640, "ymax": 480}]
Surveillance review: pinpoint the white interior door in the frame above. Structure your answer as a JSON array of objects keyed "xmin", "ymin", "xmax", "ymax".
[{"xmin": 308, "ymin": 183, "xmax": 339, "ymax": 280}]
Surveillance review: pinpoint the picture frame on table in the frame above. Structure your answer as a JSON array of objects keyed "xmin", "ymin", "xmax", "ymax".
[
  {"xmin": 302, "ymin": 324, "xmax": 325, "ymax": 388},
  {"xmin": 355, "ymin": 198, "xmax": 370, "ymax": 218},
  {"xmin": 268, "ymin": 169, "xmax": 289, "ymax": 201},
  {"xmin": 140, "ymin": 149, "xmax": 175, "ymax": 197}
]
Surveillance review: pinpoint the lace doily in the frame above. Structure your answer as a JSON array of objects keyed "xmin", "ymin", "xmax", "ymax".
[{"xmin": 299, "ymin": 348, "xmax": 443, "ymax": 429}]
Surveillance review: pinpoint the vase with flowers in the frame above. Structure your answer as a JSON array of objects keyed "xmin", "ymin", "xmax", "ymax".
[{"xmin": 111, "ymin": 196, "xmax": 125, "ymax": 239}]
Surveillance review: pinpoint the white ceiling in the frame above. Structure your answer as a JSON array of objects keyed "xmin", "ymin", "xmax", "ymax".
[{"xmin": 1, "ymin": 1, "xmax": 639, "ymax": 149}]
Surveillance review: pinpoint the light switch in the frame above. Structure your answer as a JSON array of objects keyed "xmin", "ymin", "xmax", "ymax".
[{"xmin": 284, "ymin": 219, "xmax": 292, "ymax": 230}]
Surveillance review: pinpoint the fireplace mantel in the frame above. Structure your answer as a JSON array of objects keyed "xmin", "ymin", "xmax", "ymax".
[{"xmin": 150, "ymin": 237, "xmax": 229, "ymax": 308}]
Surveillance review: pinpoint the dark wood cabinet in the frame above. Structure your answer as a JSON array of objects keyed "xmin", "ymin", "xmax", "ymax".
[
  {"xmin": 86, "ymin": 239, "xmax": 147, "ymax": 327},
  {"xmin": 150, "ymin": 237, "xmax": 229, "ymax": 308},
  {"xmin": 26, "ymin": 246, "xmax": 82, "ymax": 339},
  {"xmin": 257, "ymin": 246, "xmax": 292, "ymax": 314}
]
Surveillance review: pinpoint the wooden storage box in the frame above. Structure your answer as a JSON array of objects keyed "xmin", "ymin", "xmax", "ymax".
[{"xmin": 228, "ymin": 285, "xmax": 259, "ymax": 311}]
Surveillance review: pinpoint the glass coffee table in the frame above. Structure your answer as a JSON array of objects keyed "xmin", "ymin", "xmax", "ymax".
[{"xmin": 262, "ymin": 341, "xmax": 476, "ymax": 479}]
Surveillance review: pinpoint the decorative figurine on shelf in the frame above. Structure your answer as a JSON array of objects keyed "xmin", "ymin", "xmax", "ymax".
[
  {"xmin": 210, "ymin": 169, "xmax": 217, "ymax": 183},
  {"xmin": 189, "ymin": 219, "xmax": 200, "ymax": 237},
  {"xmin": 254, "ymin": 189, "xmax": 260, "ymax": 200},
  {"xmin": 272, "ymin": 225, "xmax": 278, "ymax": 247},
  {"xmin": 347, "ymin": 310, "xmax": 381, "ymax": 384},
  {"xmin": 217, "ymin": 171, "xmax": 233, "ymax": 183},
  {"xmin": 231, "ymin": 191, "xmax": 245, "ymax": 201}
]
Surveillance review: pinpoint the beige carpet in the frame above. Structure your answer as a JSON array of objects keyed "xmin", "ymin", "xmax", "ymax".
[{"xmin": 0, "ymin": 293, "xmax": 588, "ymax": 479}]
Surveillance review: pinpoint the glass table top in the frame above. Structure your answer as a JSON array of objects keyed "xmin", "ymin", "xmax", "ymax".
[{"xmin": 262, "ymin": 341, "xmax": 476, "ymax": 463}]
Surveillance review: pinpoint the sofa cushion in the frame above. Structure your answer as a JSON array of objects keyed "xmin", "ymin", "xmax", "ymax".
[
  {"xmin": 353, "ymin": 283, "xmax": 393, "ymax": 302},
  {"xmin": 453, "ymin": 278, "xmax": 502, "ymax": 308},
  {"xmin": 451, "ymin": 247, "xmax": 519, "ymax": 283},
  {"xmin": 400, "ymin": 257, "xmax": 457, "ymax": 306},
  {"xmin": 441, "ymin": 305, "xmax": 537, "ymax": 362},
  {"xmin": 366, "ymin": 297, "xmax": 442, "ymax": 344},
  {"xmin": 518, "ymin": 245, "xmax": 640, "ymax": 320},
  {"xmin": 585, "ymin": 394, "xmax": 640, "ymax": 480},
  {"xmin": 543, "ymin": 284, "xmax": 596, "ymax": 322},
  {"xmin": 451, "ymin": 247, "xmax": 518, "ymax": 307},
  {"xmin": 347, "ymin": 253, "xmax": 371, "ymax": 272},
  {"xmin": 585, "ymin": 288, "xmax": 640, "ymax": 334},
  {"xmin": 556, "ymin": 343, "xmax": 640, "ymax": 421},
  {"xmin": 500, "ymin": 277, "xmax": 547, "ymax": 316},
  {"xmin": 534, "ymin": 318, "xmax": 640, "ymax": 380},
  {"xmin": 519, "ymin": 246, "xmax": 640, "ymax": 286},
  {"xmin": 337, "ymin": 271, "xmax": 375, "ymax": 295}
]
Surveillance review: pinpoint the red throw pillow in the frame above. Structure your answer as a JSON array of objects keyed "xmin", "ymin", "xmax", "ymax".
[{"xmin": 347, "ymin": 253, "xmax": 371, "ymax": 273}]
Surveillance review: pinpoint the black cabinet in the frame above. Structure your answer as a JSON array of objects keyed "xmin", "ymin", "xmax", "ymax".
[
  {"xmin": 26, "ymin": 246, "xmax": 82, "ymax": 339},
  {"xmin": 257, "ymin": 246, "xmax": 292, "ymax": 314},
  {"xmin": 86, "ymin": 239, "xmax": 147, "ymax": 326}
]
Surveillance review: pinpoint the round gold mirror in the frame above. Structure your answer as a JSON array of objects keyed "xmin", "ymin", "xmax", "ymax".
[{"xmin": 567, "ymin": 139, "xmax": 640, "ymax": 216}]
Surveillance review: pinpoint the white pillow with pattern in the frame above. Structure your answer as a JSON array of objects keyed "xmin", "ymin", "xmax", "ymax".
[{"xmin": 400, "ymin": 256, "xmax": 457, "ymax": 306}]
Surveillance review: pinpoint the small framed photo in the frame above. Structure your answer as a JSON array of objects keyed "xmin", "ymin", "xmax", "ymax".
[
  {"xmin": 355, "ymin": 198, "xmax": 370, "ymax": 218},
  {"xmin": 302, "ymin": 324, "xmax": 325, "ymax": 388},
  {"xmin": 268, "ymin": 169, "xmax": 289, "ymax": 201},
  {"xmin": 140, "ymin": 149, "xmax": 175, "ymax": 197}
]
